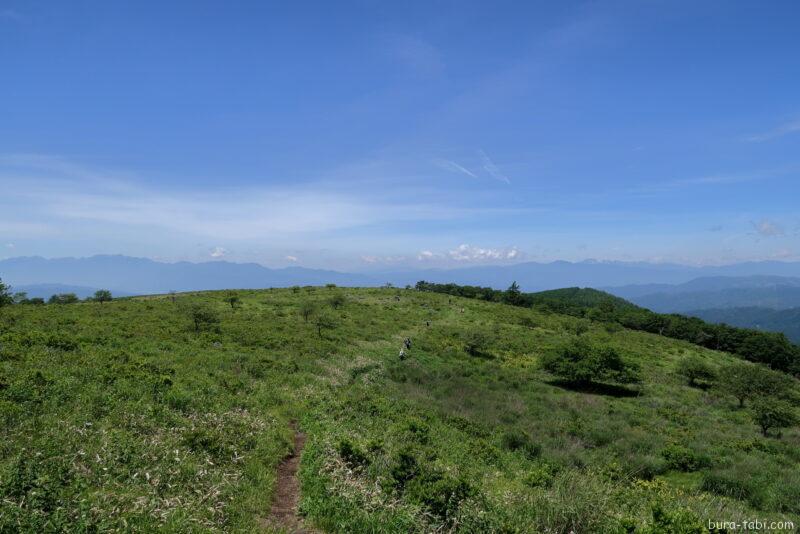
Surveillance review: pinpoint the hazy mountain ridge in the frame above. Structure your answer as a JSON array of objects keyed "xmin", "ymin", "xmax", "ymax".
[
  {"xmin": 605, "ymin": 276, "xmax": 800, "ymax": 312},
  {"xmin": 4, "ymin": 255, "xmax": 800, "ymax": 296},
  {"xmin": 688, "ymin": 307, "xmax": 800, "ymax": 344}
]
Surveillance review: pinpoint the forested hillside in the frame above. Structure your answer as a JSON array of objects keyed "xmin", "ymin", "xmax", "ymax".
[{"xmin": 1, "ymin": 286, "xmax": 798, "ymax": 532}]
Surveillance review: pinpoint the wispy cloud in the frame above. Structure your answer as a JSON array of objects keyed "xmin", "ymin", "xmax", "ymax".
[
  {"xmin": 285, "ymin": 255, "xmax": 298, "ymax": 262},
  {"xmin": 0, "ymin": 154, "xmax": 511, "ymax": 244},
  {"xmin": 388, "ymin": 35, "xmax": 444, "ymax": 77},
  {"xmin": 478, "ymin": 150, "xmax": 510, "ymax": 184},
  {"xmin": 432, "ymin": 158, "xmax": 477, "ymax": 178},
  {"xmin": 746, "ymin": 120, "xmax": 800, "ymax": 142},
  {"xmin": 751, "ymin": 219, "xmax": 784, "ymax": 237}
]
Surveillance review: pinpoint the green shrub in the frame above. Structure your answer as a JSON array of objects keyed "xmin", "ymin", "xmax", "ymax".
[
  {"xmin": 541, "ymin": 339, "xmax": 639, "ymax": 386},
  {"xmin": 677, "ymin": 356, "xmax": 716, "ymax": 388},
  {"xmin": 337, "ymin": 438, "xmax": 368, "ymax": 469},
  {"xmin": 500, "ymin": 429, "xmax": 542, "ymax": 459},
  {"xmin": 661, "ymin": 443, "xmax": 709, "ymax": 472}
]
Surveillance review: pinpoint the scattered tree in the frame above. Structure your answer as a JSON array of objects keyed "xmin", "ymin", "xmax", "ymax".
[
  {"xmin": 504, "ymin": 281, "xmax": 523, "ymax": 306},
  {"xmin": 326, "ymin": 283, "xmax": 337, "ymax": 290},
  {"xmin": 12, "ymin": 291, "xmax": 28, "ymax": 304},
  {"xmin": 93, "ymin": 289, "xmax": 113, "ymax": 304},
  {"xmin": 718, "ymin": 362, "xmax": 792, "ymax": 408},
  {"xmin": 0, "ymin": 279, "xmax": 12, "ymax": 308},
  {"xmin": 751, "ymin": 397, "xmax": 798, "ymax": 437},
  {"xmin": 27, "ymin": 297, "xmax": 45, "ymax": 305},
  {"xmin": 677, "ymin": 356, "xmax": 716, "ymax": 388},
  {"xmin": 185, "ymin": 303, "xmax": 221, "ymax": 332},
  {"xmin": 48, "ymin": 293, "xmax": 79, "ymax": 305},
  {"xmin": 299, "ymin": 301, "xmax": 316, "ymax": 322},
  {"xmin": 314, "ymin": 312, "xmax": 336, "ymax": 338},
  {"xmin": 225, "ymin": 292, "xmax": 241, "ymax": 309},
  {"xmin": 329, "ymin": 292, "xmax": 346, "ymax": 310},
  {"xmin": 541, "ymin": 339, "xmax": 640, "ymax": 386}
]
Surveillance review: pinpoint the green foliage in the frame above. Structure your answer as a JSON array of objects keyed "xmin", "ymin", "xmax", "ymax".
[
  {"xmin": 0, "ymin": 287, "xmax": 798, "ymax": 532},
  {"xmin": 224, "ymin": 291, "xmax": 240, "ymax": 309},
  {"xmin": 660, "ymin": 443, "xmax": 709, "ymax": 472},
  {"xmin": 184, "ymin": 302, "xmax": 220, "ymax": 332},
  {"xmin": 462, "ymin": 329, "xmax": 491, "ymax": 356},
  {"xmin": 415, "ymin": 281, "xmax": 800, "ymax": 373},
  {"xmin": 48, "ymin": 293, "xmax": 79, "ymax": 304},
  {"xmin": 751, "ymin": 397, "xmax": 798, "ymax": 437},
  {"xmin": 93, "ymin": 289, "xmax": 113, "ymax": 303},
  {"xmin": 500, "ymin": 429, "xmax": 541, "ymax": 459},
  {"xmin": 677, "ymin": 355, "xmax": 716, "ymax": 387},
  {"xmin": 329, "ymin": 292, "xmax": 346, "ymax": 309},
  {"xmin": 314, "ymin": 311, "xmax": 336, "ymax": 338},
  {"xmin": 541, "ymin": 339, "xmax": 640, "ymax": 386},
  {"xmin": 0, "ymin": 278, "xmax": 12, "ymax": 307},
  {"xmin": 299, "ymin": 300, "xmax": 316, "ymax": 322}
]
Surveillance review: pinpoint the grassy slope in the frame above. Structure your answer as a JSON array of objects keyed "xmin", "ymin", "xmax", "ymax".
[{"xmin": 0, "ymin": 288, "xmax": 798, "ymax": 532}]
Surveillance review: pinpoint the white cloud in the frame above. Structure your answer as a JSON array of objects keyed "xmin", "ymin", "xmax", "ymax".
[
  {"xmin": 209, "ymin": 246, "xmax": 228, "ymax": 258},
  {"xmin": 285, "ymin": 255, "xmax": 298, "ymax": 262},
  {"xmin": 448, "ymin": 244, "xmax": 521, "ymax": 262},
  {"xmin": 751, "ymin": 219, "xmax": 784, "ymax": 237},
  {"xmin": 746, "ymin": 120, "xmax": 800, "ymax": 142},
  {"xmin": 416, "ymin": 250, "xmax": 439, "ymax": 261},
  {"xmin": 478, "ymin": 150, "xmax": 510, "ymax": 184}
]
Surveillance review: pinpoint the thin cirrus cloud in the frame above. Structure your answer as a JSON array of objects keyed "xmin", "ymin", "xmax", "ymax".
[
  {"xmin": 0, "ymin": 155, "xmax": 515, "ymax": 245},
  {"xmin": 432, "ymin": 158, "xmax": 478, "ymax": 179},
  {"xmin": 745, "ymin": 120, "xmax": 800, "ymax": 143},
  {"xmin": 478, "ymin": 150, "xmax": 511, "ymax": 184}
]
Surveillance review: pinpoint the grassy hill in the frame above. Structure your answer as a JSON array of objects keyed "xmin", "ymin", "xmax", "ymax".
[{"xmin": 1, "ymin": 287, "xmax": 798, "ymax": 532}]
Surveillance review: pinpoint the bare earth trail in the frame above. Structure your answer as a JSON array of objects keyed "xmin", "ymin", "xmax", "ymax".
[
  {"xmin": 266, "ymin": 424, "xmax": 312, "ymax": 533},
  {"xmin": 266, "ymin": 308, "xmax": 452, "ymax": 533}
]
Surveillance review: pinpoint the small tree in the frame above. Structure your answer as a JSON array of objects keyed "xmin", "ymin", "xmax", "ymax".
[
  {"xmin": 329, "ymin": 293, "xmax": 346, "ymax": 310},
  {"xmin": 93, "ymin": 289, "xmax": 113, "ymax": 304},
  {"xmin": 751, "ymin": 397, "xmax": 797, "ymax": 437},
  {"xmin": 504, "ymin": 281, "xmax": 522, "ymax": 306},
  {"xmin": 225, "ymin": 292, "xmax": 241, "ymax": 309},
  {"xmin": 677, "ymin": 356, "xmax": 716, "ymax": 388},
  {"xmin": 12, "ymin": 291, "xmax": 28, "ymax": 304},
  {"xmin": 299, "ymin": 301, "xmax": 316, "ymax": 322},
  {"xmin": 718, "ymin": 362, "xmax": 791, "ymax": 407},
  {"xmin": 0, "ymin": 279, "xmax": 12, "ymax": 308},
  {"xmin": 186, "ymin": 303, "xmax": 220, "ymax": 332},
  {"xmin": 326, "ymin": 283, "xmax": 337, "ymax": 290},
  {"xmin": 49, "ymin": 293, "xmax": 79, "ymax": 304},
  {"xmin": 314, "ymin": 312, "xmax": 336, "ymax": 338},
  {"xmin": 541, "ymin": 339, "xmax": 639, "ymax": 386}
]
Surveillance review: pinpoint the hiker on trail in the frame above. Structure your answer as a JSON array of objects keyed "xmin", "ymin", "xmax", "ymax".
[
  {"xmin": 403, "ymin": 337, "xmax": 412, "ymax": 349},
  {"xmin": 399, "ymin": 348, "xmax": 406, "ymax": 360}
]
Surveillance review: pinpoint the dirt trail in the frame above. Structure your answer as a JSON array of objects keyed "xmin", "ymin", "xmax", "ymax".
[{"xmin": 266, "ymin": 424, "xmax": 312, "ymax": 533}]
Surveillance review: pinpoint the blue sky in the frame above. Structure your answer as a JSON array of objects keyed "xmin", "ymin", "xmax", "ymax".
[{"xmin": 1, "ymin": 0, "xmax": 799, "ymax": 270}]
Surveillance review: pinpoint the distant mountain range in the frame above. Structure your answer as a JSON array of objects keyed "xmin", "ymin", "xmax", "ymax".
[
  {"xmin": 688, "ymin": 307, "xmax": 800, "ymax": 343},
  {"xmin": 605, "ymin": 276, "xmax": 800, "ymax": 312},
  {"xmin": 3, "ymin": 255, "xmax": 800, "ymax": 296},
  {"xmin": 0, "ymin": 255, "xmax": 379, "ymax": 295}
]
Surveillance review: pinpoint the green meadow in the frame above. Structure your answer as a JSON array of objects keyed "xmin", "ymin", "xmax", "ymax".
[{"xmin": 1, "ymin": 287, "xmax": 798, "ymax": 532}]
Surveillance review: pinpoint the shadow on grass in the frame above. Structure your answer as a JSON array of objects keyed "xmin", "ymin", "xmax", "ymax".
[{"xmin": 546, "ymin": 379, "xmax": 641, "ymax": 398}]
